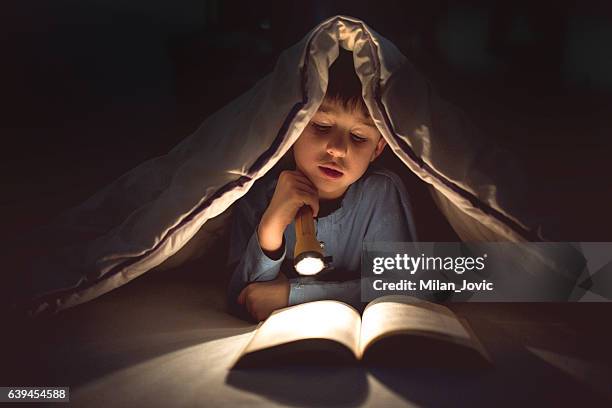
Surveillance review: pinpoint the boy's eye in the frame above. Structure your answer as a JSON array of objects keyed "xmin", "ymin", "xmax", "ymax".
[
  {"xmin": 312, "ymin": 123, "xmax": 331, "ymax": 133},
  {"xmin": 311, "ymin": 122, "xmax": 368, "ymax": 143},
  {"xmin": 351, "ymin": 133, "xmax": 367, "ymax": 143}
]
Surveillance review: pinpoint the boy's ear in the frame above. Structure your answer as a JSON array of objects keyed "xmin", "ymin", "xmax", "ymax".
[{"xmin": 370, "ymin": 136, "xmax": 387, "ymax": 162}]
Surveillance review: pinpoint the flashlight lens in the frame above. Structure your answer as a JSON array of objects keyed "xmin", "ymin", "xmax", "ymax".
[{"xmin": 295, "ymin": 257, "xmax": 325, "ymax": 275}]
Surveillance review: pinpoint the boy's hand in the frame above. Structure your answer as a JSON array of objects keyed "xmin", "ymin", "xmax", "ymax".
[
  {"xmin": 237, "ymin": 273, "xmax": 290, "ymax": 321},
  {"xmin": 258, "ymin": 170, "xmax": 319, "ymax": 255}
]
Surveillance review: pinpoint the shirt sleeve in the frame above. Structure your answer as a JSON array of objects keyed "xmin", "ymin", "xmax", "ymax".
[
  {"xmin": 288, "ymin": 277, "xmax": 362, "ymax": 310},
  {"xmin": 226, "ymin": 196, "xmax": 286, "ymax": 317}
]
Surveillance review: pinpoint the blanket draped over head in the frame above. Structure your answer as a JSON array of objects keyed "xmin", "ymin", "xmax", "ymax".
[{"xmin": 18, "ymin": 16, "xmax": 588, "ymax": 315}]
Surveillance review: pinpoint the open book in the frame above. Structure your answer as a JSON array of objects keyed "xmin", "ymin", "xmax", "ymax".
[{"xmin": 233, "ymin": 295, "xmax": 490, "ymax": 368}]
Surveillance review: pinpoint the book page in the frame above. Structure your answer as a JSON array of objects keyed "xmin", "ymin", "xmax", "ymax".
[
  {"xmin": 243, "ymin": 300, "xmax": 362, "ymax": 357},
  {"xmin": 359, "ymin": 296, "xmax": 472, "ymax": 356}
]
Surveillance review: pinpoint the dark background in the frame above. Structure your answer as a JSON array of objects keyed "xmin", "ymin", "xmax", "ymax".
[
  {"xmin": 3, "ymin": 0, "xmax": 612, "ymax": 241},
  {"xmin": 1, "ymin": 4, "xmax": 612, "ymax": 401}
]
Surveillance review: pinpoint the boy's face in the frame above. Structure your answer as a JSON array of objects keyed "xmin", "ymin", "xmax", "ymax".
[{"xmin": 293, "ymin": 99, "xmax": 387, "ymax": 200}]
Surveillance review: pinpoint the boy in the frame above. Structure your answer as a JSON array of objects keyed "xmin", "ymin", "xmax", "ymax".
[{"xmin": 227, "ymin": 51, "xmax": 417, "ymax": 321}]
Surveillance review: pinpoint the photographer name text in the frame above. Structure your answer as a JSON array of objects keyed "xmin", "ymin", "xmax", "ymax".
[{"xmin": 372, "ymin": 279, "xmax": 494, "ymax": 293}]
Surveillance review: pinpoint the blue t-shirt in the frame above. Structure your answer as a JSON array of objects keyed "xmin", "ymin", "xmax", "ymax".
[{"xmin": 226, "ymin": 166, "xmax": 417, "ymax": 318}]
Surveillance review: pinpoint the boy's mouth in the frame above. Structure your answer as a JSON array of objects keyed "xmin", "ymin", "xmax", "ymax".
[{"xmin": 318, "ymin": 166, "xmax": 344, "ymax": 179}]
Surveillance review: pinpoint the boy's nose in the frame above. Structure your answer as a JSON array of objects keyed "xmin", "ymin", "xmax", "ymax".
[{"xmin": 326, "ymin": 133, "xmax": 348, "ymax": 157}]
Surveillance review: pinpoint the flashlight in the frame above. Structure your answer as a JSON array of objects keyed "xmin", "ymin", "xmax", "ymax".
[{"xmin": 293, "ymin": 206, "xmax": 326, "ymax": 275}]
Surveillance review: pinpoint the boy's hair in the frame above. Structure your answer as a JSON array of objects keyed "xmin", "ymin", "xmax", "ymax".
[{"xmin": 325, "ymin": 49, "xmax": 369, "ymax": 117}]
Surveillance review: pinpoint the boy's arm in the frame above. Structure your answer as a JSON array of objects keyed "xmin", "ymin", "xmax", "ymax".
[
  {"xmin": 226, "ymin": 198, "xmax": 287, "ymax": 317},
  {"xmin": 229, "ymin": 170, "xmax": 320, "ymax": 320}
]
